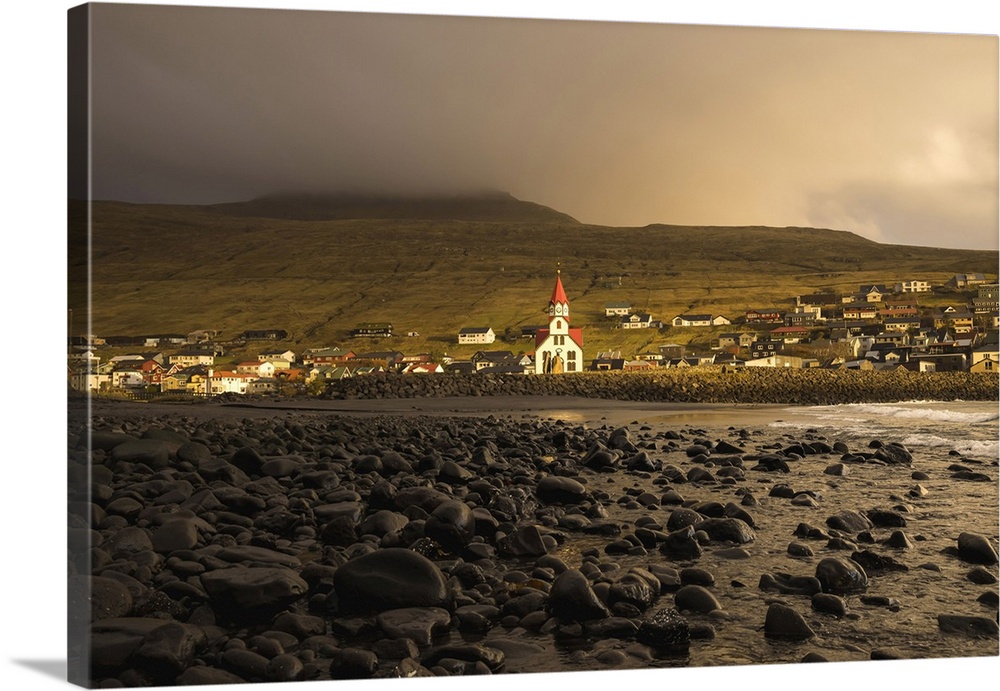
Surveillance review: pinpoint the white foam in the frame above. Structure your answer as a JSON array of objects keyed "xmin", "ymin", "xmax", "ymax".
[{"xmin": 898, "ymin": 434, "xmax": 999, "ymax": 458}]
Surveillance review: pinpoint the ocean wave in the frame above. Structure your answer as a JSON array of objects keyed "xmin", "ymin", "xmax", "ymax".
[
  {"xmin": 898, "ymin": 434, "xmax": 999, "ymax": 458},
  {"xmin": 797, "ymin": 403, "xmax": 999, "ymax": 426}
]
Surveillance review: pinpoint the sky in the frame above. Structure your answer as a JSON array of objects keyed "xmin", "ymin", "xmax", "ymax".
[{"xmin": 78, "ymin": 2, "xmax": 999, "ymax": 251}]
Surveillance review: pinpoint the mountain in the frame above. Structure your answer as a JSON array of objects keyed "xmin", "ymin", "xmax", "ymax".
[
  {"xmin": 70, "ymin": 194, "xmax": 998, "ymax": 356},
  {"xmin": 206, "ymin": 191, "xmax": 579, "ymax": 224}
]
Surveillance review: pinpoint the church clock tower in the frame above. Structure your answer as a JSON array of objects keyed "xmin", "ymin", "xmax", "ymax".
[{"xmin": 534, "ymin": 268, "xmax": 584, "ymax": 374}]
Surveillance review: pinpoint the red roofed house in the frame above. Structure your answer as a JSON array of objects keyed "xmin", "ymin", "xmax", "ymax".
[{"xmin": 534, "ymin": 270, "xmax": 584, "ymax": 373}]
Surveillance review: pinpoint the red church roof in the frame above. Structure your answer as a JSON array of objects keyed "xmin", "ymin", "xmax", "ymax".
[{"xmin": 550, "ymin": 272, "xmax": 568, "ymax": 306}]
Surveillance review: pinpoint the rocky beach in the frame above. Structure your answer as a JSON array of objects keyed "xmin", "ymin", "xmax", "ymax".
[{"xmin": 69, "ymin": 384, "xmax": 999, "ymax": 687}]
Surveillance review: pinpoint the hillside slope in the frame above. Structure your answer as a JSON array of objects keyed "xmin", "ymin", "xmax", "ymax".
[{"xmin": 71, "ymin": 195, "xmax": 998, "ymax": 357}]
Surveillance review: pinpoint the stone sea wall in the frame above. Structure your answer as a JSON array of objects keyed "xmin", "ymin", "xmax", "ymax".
[{"xmin": 326, "ymin": 369, "xmax": 999, "ymax": 405}]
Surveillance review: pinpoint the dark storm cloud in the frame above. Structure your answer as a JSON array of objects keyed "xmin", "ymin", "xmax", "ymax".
[{"xmin": 86, "ymin": 2, "xmax": 998, "ymax": 249}]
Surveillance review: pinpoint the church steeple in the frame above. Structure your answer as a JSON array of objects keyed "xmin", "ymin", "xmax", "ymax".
[{"xmin": 548, "ymin": 267, "xmax": 569, "ymax": 321}]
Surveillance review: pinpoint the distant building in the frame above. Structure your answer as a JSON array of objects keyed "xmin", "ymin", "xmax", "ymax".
[
  {"xmin": 458, "ymin": 327, "xmax": 496, "ymax": 345},
  {"xmin": 894, "ymin": 280, "xmax": 931, "ymax": 293},
  {"xmin": 604, "ymin": 301, "xmax": 632, "ymax": 317},
  {"xmin": 351, "ymin": 323, "xmax": 393, "ymax": 338}
]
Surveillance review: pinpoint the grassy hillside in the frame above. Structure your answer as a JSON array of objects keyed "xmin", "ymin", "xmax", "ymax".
[{"xmin": 70, "ymin": 195, "xmax": 998, "ymax": 360}]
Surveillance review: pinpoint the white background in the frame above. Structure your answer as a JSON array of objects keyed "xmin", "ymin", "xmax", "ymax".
[{"xmin": 2, "ymin": 1, "xmax": 997, "ymax": 690}]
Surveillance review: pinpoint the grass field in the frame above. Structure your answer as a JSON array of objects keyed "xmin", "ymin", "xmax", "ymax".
[{"xmin": 69, "ymin": 194, "xmax": 998, "ymax": 361}]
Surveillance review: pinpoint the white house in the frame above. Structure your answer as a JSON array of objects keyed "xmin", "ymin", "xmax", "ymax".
[
  {"xmin": 458, "ymin": 327, "xmax": 496, "ymax": 345},
  {"xmin": 672, "ymin": 314, "xmax": 731, "ymax": 328},
  {"xmin": 604, "ymin": 302, "xmax": 632, "ymax": 317},
  {"xmin": 894, "ymin": 279, "xmax": 931, "ymax": 293},
  {"xmin": 535, "ymin": 271, "xmax": 584, "ymax": 374}
]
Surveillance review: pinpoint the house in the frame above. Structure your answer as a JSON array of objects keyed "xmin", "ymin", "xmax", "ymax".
[
  {"xmin": 671, "ymin": 314, "xmax": 730, "ymax": 328},
  {"xmin": 403, "ymin": 362, "xmax": 444, "ymax": 374},
  {"xmin": 444, "ymin": 361, "xmax": 476, "ymax": 375},
  {"xmin": 947, "ymin": 273, "xmax": 990, "ymax": 290},
  {"xmin": 878, "ymin": 302, "xmax": 919, "ymax": 318},
  {"xmin": 259, "ymin": 349, "xmax": 297, "ymax": 365},
  {"xmin": 796, "ymin": 292, "xmax": 839, "ymax": 307},
  {"xmin": 604, "ymin": 302, "xmax": 632, "ymax": 317},
  {"xmin": 169, "ymin": 350, "xmax": 215, "ymax": 368},
  {"xmin": 883, "ymin": 317, "xmax": 921, "ymax": 333},
  {"xmin": 785, "ymin": 309, "xmax": 818, "ymax": 327},
  {"xmin": 311, "ymin": 365, "xmax": 353, "ymax": 381},
  {"xmin": 715, "ymin": 332, "xmax": 754, "ymax": 350},
  {"xmin": 247, "ymin": 378, "xmax": 279, "ymax": 395},
  {"xmin": 857, "ymin": 285, "xmax": 890, "ymax": 302},
  {"xmin": 933, "ymin": 307, "xmax": 975, "ymax": 334},
  {"xmin": 970, "ymin": 343, "xmax": 1000, "ymax": 372},
  {"xmin": 909, "ymin": 352, "xmax": 968, "ymax": 372},
  {"xmin": 534, "ymin": 271, "xmax": 584, "ymax": 373},
  {"xmin": 236, "ymin": 360, "xmax": 276, "ymax": 378},
  {"xmin": 351, "ymin": 323, "xmax": 394, "ymax": 338},
  {"xmin": 745, "ymin": 308, "xmax": 784, "ymax": 324},
  {"xmin": 622, "ymin": 312, "xmax": 658, "ymax": 329},
  {"xmin": 658, "ymin": 343, "xmax": 685, "ymax": 359},
  {"xmin": 769, "ymin": 326, "xmax": 810, "ymax": 343},
  {"xmin": 841, "ymin": 303, "xmax": 879, "ymax": 321},
  {"xmin": 471, "ymin": 350, "xmax": 515, "ymax": 371},
  {"xmin": 972, "ymin": 284, "xmax": 999, "ymax": 314},
  {"xmin": 749, "ymin": 340, "xmax": 782, "ymax": 359},
  {"xmin": 302, "ymin": 347, "xmax": 355, "ymax": 366},
  {"xmin": 206, "ymin": 370, "xmax": 256, "ymax": 395},
  {"xmin": 458, "ymin": 327, "xmax": 496, "ymax": 345},
  {"xmin": 894, "ymin": 280, "xmax": 931, "ymax": 293},
  {"xmin": 238, "ymin": 329, "xmax": 288, "ymax": 342},
  {"xmin": 353, "ymin": 351, "xmax": 405, "ymax": 369},
  {"xmin": 743, "ymin": 354, "xmax": 804, "ymax": 368}
]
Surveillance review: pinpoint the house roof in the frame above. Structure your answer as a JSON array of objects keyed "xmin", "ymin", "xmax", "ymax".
[
  {"xmin": 473, "ymin": 350, "xmax": 514, "ymax": 362},
  {"xmin": 604, "ymin": 301, "xmax": 631, "ymax": 308},
  {"xmin": 675, "ymin": 314, "xmax": 711, "ymax": 321},
  {"xmin": 460, "ymin": 327, "xmax": 493, "ymax": 334}
]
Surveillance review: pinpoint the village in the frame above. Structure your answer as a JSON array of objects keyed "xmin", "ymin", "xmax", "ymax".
[{"xmin": 68, "ymin": 272, "xmax": 1000, "ymax": 398}]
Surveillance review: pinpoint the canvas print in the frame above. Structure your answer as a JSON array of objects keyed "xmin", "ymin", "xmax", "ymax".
[{"xmin": 67, "ymin": 2, "xmax": 999, "ymax": 688}]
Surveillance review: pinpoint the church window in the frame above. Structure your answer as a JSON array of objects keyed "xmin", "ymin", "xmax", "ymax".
[
  {"xmin": 555, "ymin": 320, "xmax": 562, "ymax": 329},
  {"xmin": 568, "ymin": 350, "xmax": 576, "ymax": 360},
  {"xmin": 568, "ymin": 361, "xmax": 577, "ymax": 371}
]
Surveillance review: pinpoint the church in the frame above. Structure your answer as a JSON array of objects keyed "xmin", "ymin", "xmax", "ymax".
[{"xmin": 534, "ymin": 270, "xmax": 584, "ymax": 373}]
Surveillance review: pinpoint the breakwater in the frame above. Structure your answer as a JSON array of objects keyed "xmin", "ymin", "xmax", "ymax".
[{"xmin": 326, "ymin": 369, "xmax": 999, "ymax": 405}]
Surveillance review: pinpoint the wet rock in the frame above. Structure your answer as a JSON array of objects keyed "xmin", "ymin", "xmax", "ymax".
[
  {"xmin": 873, "ymin": 443, "xmax": 912, "ymax": 466},
  {"xmin": 659, "ymin": 525, "xmax": 702, "ymax": 559},
  {"xmin": 424, "ymin": 500, "xmax": 476, "ymax": 552},
  {"xmin": 694, "ymin": 517, "xmax": 755, "ymax": 544},
  {"xmin": 826, "ymin": 510, "xmax": 873, "ymax": 533},
  {"xmin": 132, "ymin": 622, "xmax": 206, "ymax": 678},
  {"xmin": 815, "ymin": 557, "xmax": 868, "ymax": 594},
  {"xmin": 376, "ymin": 607, "xmax": 452, "ymax": 645},
  {"xmin": 811, "ymin": 593, "xmax": 847, "ymax": 616},
  {"xmin": 201, "ymin": 566, "xmax": 308, "ymax": 615},
  {"xmin": 759, "ymin": 573, "xmax": 822, "ymax": 596},
  {"xmin": 636, "ymin": 608, "xmax": 690, "ymax": 652},
  {"xmin": 937, "ymin": 614, "xmax": 999, "ymax": 637},
  {"xmin": 956, "ymin": 533, "xmax": 999, "ymax": 565},
  {"xmin": 850, "ymin": 550, "xmax": 908, "ymax": 573},
  {"xmin": 536, "ymin": 476, "xmax": 589, "ymax": 504},
  {"xmin": 673, "ymin": 585, "xmax": 721, "ymax": 613},
  {"xmin": 967, "ymin": 566, "xmax": 998, "ymax": 585},
  {"xmin": 498, "ymin": 525, "xmax": 550, "ymax": 558},
  {"xmin": 547, "ymin": 569, "xmax": 609, "ymax": 622},
  {"xmin": 764, "ymin": 602, "xmax": 815, "ymax": 640},
  {"xmin": 788, "ymin": 542, "xmax": 814, "ymax": 557},
  {"xmin": 334, "ymin": 548, "xmax": 448, "ymax": 613},
  {"xmin": 89, "ymin": 576, "xmax": 134, "ymax": 621}
]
